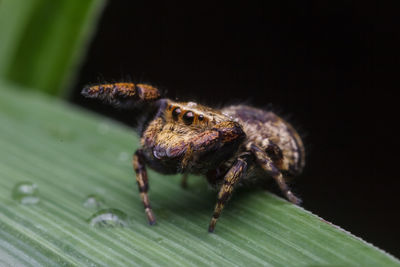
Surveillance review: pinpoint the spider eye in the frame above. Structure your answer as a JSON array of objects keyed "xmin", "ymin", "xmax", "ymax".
[
  {"xmin": 198, "ymin": 114, "xmax": 204, "ymax": 121},
  {"xmin": 183, "ymin": 111, "xmax": 194, "ymax": 125},
  {"xmin": 172, "ymin": 107, "xmax": 181, "ymax": 120}
]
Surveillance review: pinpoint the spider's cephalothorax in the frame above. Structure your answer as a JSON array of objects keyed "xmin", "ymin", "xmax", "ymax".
[{"xmin": 82, "ymin": 83, "xmax": 305, "ymax": 232}]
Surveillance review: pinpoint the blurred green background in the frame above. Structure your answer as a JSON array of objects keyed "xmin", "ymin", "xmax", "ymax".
[{"xmin": 0, "ymin": 0, "xmax": 105, "ymax": 96}]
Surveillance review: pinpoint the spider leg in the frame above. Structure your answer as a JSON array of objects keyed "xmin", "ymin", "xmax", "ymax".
[
  {"xmin": 133, "ymin": 149, "xmax": 156, "ymax": 225},
  {"xmin": 181, "ymin": 173, "xmax": 189, "ymax": 189},
  {"xmin": 208, "ymin": 156, "xmax": 249, "ymax": 233},
  {"xmin": 180, "ymin": 143, "xmax": 194, "ymax": 171},
  {"xmin": 82, "ymin": 82, "xmax": 161, "ymax": 107},
  {"xmin": 172, "ymin": 121, "xmax": 245, "ymax": 171},
  {"xmin": 249, "ymin": 143, "xmax": 302, "ymax": 205}
]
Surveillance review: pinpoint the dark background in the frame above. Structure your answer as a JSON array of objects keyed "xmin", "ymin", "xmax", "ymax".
[{"xmin": 71, "ymin": 1, "xmax": 400, "ymax": 257}]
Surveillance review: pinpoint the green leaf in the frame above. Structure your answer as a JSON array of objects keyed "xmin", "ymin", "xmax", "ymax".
[
  {"xmin": 0, "ymin": 0, "xmax": 105, "ymax": 96},
  {"xmin": 0, "ymin": 81, "xmax": 399, "ymax": 266}
]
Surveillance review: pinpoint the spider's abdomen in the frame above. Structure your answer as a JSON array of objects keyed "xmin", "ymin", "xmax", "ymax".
[{"xmin": 222, "ymin": 105, "xmax": 305, "ymax": 175}]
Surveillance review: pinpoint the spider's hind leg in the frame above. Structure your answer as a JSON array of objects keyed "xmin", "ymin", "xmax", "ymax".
[{"xmin": 249, "ymin": 143, "xmax": 302, "ymax": 205}]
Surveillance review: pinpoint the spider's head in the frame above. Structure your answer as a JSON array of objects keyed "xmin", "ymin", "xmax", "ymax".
[{"xmin": 143, "ymin": 100, "xmax": 246, "ymax": 173}]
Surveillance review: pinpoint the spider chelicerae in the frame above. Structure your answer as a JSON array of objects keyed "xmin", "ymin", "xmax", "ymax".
[{"xmin": 82, "ymin": 82, "xmax": 305, "ymax": 232}]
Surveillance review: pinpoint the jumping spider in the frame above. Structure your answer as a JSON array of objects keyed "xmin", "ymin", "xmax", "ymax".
[{"xmin": 82, "ymin": 83, "xmax": 305, "ymax": 232}]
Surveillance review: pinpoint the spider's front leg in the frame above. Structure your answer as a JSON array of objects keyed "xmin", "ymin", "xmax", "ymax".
[
  {"xmin": 177, "ymin": 121, "xmax": 245, "ymax": 171},
  {"xmin": 249, "ymin": 143, "xmax": 302, "ymax": 205},
  {"xmin": 133, "ymin": 149, "xmax": 156, "ymax": 225},
  {"xmin": 208, "ymin": 155, "xmax": 249, "ymax": 233},
  {"xmin": 82, "ymin": 82, "xmax": 161, "ymax": 108}
]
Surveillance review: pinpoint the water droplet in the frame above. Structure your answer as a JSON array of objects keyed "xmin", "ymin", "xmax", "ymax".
[
  {"xmin": 87, "ymin": 208, "xmax": 128, "ymax": 227},
  {"xmin": 83, "ymin": 194, "xmax": 105, "ymax": 209},
  {"xmin": 12, "ymin": 182, "xmax": 40, "ymax": 204}
]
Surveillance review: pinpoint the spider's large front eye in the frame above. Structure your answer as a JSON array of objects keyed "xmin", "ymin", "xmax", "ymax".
[
  {"xmin": 172, "ymin": 107, "xmax": 181, "ymax": 120},
  {"xmin": 183, "ymin": 111, "xmax": 194, "ymax": 125}
]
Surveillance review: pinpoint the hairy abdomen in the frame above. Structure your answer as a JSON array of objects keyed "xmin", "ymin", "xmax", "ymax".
[{"xmin": 222, "ymin": 105, "xmax": 305, "ymax": 176}]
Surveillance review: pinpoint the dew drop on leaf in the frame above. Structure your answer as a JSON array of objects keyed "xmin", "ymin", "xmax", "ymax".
[
  {"xmin": 87, "ymin": 208, "xmax": 128, "ymax": 227},
  {"xmin": 12, "ymin": 181, "xmax": 40, "ymax": 204},
  {"xmin": 83, "ymin": 194, "xmax": 105, "ymax": 209}
]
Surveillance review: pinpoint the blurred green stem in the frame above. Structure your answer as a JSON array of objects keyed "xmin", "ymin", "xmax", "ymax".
[{"xmin": 0, "ymin": 0, "xmax": 106, "ymax": 96}]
